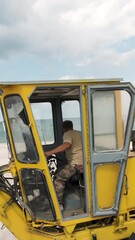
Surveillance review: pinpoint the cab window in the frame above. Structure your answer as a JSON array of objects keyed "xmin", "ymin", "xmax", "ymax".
[
  {"xmin": 31, "ymin": 102, "xmax": 54, "ymax": 145},
  {"xmin": 91, "ymin": 90, "xmax": 131, "ymax": 151},
  {"xmin": 61, "ymin": 100, "xmax": 81, "ymax": 130},
  {"xmin": 5, "ymin": 95, "xmax": 39, "ymax": 163}
]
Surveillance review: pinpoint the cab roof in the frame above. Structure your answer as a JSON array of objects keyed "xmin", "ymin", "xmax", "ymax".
[{"xmin": 0, "ymin": 78, "xmax": 122, "ymax": 86}]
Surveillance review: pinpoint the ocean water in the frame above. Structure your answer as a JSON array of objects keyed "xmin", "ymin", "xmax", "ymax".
[{"xmin": 0, "ymin": 118, "xmax": 81, "ymax": 143}]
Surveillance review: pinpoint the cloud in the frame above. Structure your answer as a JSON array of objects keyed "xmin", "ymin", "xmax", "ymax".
[
  {"xmin": 59, "ymin": 75, "xmax": 78, "ymax": 80},
  {"xmin": 0, "ymin": 0, "xmax": 135, "ymax": 69}
]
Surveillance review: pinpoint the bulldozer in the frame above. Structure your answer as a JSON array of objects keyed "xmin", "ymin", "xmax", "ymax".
[{"xmin": 0, "ymin": 78, "xmax": 135, "ymax": 240}]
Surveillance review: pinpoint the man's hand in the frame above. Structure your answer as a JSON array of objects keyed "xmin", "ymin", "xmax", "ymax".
[
  {"xmin": 45, "ymin": 151, "xmax": 53, "ymax": 158},
  {"xmin": 44, "ymin": 142, "xmax": 71, "ymax": 158}
]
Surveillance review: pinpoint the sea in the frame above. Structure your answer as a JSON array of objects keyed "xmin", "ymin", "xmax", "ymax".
[{"xmin": 0, "ymin": 118, "xmax": 81, "ymax": 143}]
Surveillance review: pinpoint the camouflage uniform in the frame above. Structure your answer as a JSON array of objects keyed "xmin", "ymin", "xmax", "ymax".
[{"xmin": 54, "ymin": 163, "xmax": 76, "ymax": 205}]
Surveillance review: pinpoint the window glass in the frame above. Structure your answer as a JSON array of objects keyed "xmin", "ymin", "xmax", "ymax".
[
  {"xmin": 31, "ymin": 102, "xmax": 54, "ymax": 145},
  {"xmin": 5, "ymin": 95, "xmax": 38, "ymax": 163},
  {"xmin": 21, "ymin": 168, "xmax": 55, "ymax": 221},
  {"xmin": 92, "ymin": 90, "xmax": 130, "ymax": 151},
  {"xmin": 61, "ymin": 100, "xmax": 81, "ymax": 130}
]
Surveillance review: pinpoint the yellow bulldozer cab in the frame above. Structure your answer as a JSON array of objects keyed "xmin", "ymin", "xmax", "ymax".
[{"xmin": 0, "ymin": 78, "xmax": 135, "ymax": 240}]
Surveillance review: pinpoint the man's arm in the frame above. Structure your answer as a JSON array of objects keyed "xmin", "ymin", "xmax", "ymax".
[{"xmin": 45, "ymin": 142, "xmax": 71, "ymax": 157}]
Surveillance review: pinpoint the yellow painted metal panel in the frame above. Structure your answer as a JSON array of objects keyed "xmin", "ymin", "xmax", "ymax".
[{"xmin": 96, "ymin": 163, "xmax": 119, "ymax": 209}]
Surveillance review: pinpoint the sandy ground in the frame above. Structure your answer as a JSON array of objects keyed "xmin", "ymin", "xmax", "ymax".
[{"xmin": 0, "ymin": 144, "xmax": 16, "ymax": 240}]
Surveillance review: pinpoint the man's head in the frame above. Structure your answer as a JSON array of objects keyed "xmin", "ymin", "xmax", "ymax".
[{"xmin": 62, "ymin": 120, "xmax": 73, "ymax": 133}]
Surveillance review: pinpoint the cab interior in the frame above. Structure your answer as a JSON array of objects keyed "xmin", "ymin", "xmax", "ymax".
[
  {"xmin": 29, "ymin": 85, "xmax": 86, "ymax": 217},
  {"xmin": 29, "ymin": 85, "xmax": 82, "ymax": 166}
]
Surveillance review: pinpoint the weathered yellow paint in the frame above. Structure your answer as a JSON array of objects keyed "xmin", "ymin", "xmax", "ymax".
[
  {"xmin": 96, "ymin": 163, "xmax": 119, "ymax": 209},
  {"xmin": 0, "ymin": 79, "xmax": 135, "ymax": 240}
]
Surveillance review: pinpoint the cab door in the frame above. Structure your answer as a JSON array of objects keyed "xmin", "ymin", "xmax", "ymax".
[
  {"xmin": 88, "ymin": 83, "xmax": 135, "ymax": 217},
  {"xmin": 3, "ymin": 93, "xmax": 56, "ymax": 221}
]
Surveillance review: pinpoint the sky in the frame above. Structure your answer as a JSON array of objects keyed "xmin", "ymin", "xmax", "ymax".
[{"xmin": 0, "ymin": 0, "xmax": 135, "ymax": 85}]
